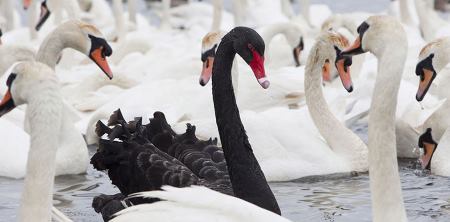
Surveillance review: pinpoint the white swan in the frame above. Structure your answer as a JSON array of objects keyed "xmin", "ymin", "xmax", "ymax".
[
  {"xmin": 414, "ymin": 37, "xmax": 450, "ymax": 176},
  {"xmin": 305, "ymin": 30, "xmax": 368, "ymax": 172},
  {"xmin": 0, "ymin": 61, "xmax": 66, "ymax": 222},
  {"xmin": 0, "ymin": 20, "xmax": 114, "ymax": 178},
  {"xmin": 416, "ymin": 37, "xmax": 450, "ymax": 141},
  {"xmin": 417, "ymin": 128, "xmax": 450, "ymax": 176},
  {"xmin": 336, "ymin": 15, "xmax": 407, "ymax": 221}
]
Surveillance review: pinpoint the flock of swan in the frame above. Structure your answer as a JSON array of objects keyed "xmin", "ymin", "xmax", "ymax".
[{"xmin": 0, "ymin": 0, "xmax": 449, "ymax": 221}]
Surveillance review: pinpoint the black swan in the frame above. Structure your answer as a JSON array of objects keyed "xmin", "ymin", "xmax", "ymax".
[{"xmin": 91, "ymin": 26, "xmax": 280, "ymax": 220}]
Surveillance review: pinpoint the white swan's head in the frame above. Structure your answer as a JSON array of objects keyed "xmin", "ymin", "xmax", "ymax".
[
  {"xmin": 0, "ymin": 62, "xmax": 57, "ymax": 117},
  {"xmin": 310, "ymin": 30, "xmax": 352, "ymax": 89},
  {"xmin": 418, "ymin": 128, "xmax": 437, "ymax": 170},
  {"xmin": 199, "ymin": 31, "xmax": 224, "ymax": 86},
  {"xmin": 51, "ymin": 20, "xmax": 113, "ymax": 79},
  {"xmin": 336, "ymin": 16, "xmax": 406, "ymax": 92},
  {"xmin": 415, "ymin": 37, "xmax": 450, "ymax": 101}
]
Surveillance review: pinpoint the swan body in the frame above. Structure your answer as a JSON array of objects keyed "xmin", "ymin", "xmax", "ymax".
[
  {"xmin": 111, "ymin": 186, "xmax": 290, "ymax": 222},
  {"xmin": 91, "ymin": 27, "xmax": 281, "ymax": 219}
]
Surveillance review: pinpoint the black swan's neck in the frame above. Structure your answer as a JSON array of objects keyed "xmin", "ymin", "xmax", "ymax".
[{"xmin": 211, "ymin": 37, "xmax": 281, "ymax": 215}]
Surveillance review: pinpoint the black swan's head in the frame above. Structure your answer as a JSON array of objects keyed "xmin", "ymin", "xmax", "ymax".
[
  {"xmin": 418, "ymin": 128, "xmax": 438, "ymax": 170},
  {"xmin": 231, "ymin": 27, "xmax": 269, "ymax": 89}
]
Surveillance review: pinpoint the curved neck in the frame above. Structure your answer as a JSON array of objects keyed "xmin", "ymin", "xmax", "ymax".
[
  {"xmin": 211, "ymin": 0, "xmax": 223, "ymax": 32},
  {"xmin": 304, "ymin": 43, "xmax": 367, "ymax": 171},
  {"xmin": 19, "ymin": 84, "xmax": 63, "ymax": 222},
  {"xmin": 211, "ymin": 36, "xmax": 280, "ymax": 215},
  {"xmin": 369, "ymin": 47, "xmax": 407, "ymax": 222},
  {"xmin": 35, "ymin": 24, "xmax": 85, "ymax": 69},
  {"xmin": 260, "ymin": 23, "xmax": 299, "ymax": 48}
]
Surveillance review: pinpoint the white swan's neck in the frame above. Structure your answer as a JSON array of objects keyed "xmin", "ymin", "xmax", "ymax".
[
  {"xmin": 300, "ymin": 0, "xmax": 311, "ymax": 25},
  {"xmin": 35, "ymin": 23, "xmax": 86, "ymax": 69},
  {"xmin": 280, "ymin": 0, "xmax": 294, "ymax": 19},
  {"xmin": 211, "ymin": 0, "xmax": 223, "ymax": 32},
  {"xmin": 128, "ymin": 0, "xmax": 137, "ymax": 23},
  {"xmin": 27, "ymin": 0, "xmax": 38, "ymax": 40},
  {"xmin": 414, "ymin": 0, "xmax": 446, "ymax": 41},
  {"xmin": 1, "ymin": 0, "xmax": 14, "ymax": 31},
  {"xmin": 19, "ymin": 83, "xmax": 63, "ymax": 222},
  {"xmin": 304, "ymin": 42, "xmax": 367, "ymax": 171},
  {"xmin": 369, "ymin": 47, "xmax": 407, "ymax": 222},
  {"xmin": 113, "ymin": 0, "xmax": 126, "ymax": 40},
  {"xmin": 231, "ymin": 0, "xmax": 246, "ymax": 26},
  {"xmin": 399, "ymin": 0, "xmax": 415, "ymax": 26},
  {"xmin": 49, "ymin": 0, "xmax": 81, "ymax": 21}
]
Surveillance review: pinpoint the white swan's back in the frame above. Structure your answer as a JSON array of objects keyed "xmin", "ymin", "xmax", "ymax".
[{"xmin": 112, "ymin": 186, "xmax": 291, "ymax": 222}]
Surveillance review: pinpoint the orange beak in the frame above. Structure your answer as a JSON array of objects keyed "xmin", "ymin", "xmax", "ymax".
[
  {"xmin": 416, "ymin": 68, "xmax": 435, "ymax": 102},
  {"xmin": 23, "ymin": 0, "xmax": 31, "ymax": 9},
  {"xmin": 322, "ymin": 60, "xmax": 331, "ymax": 82},
  {"xmin": 0, "ymin": 90, "xmax": 16, "ymax": 117},
  {"xmin": 90, "ymin": 47, "xmax": 113, "ymax": 80},
  {"xmin": 199, "ymin": 57, "xmax": 214, "ymax": 86},
  {"xmin": 341, "ymin": 36, "xmax": 364, "ymax": 57},
  {"xmin": 335, "ymin": 58, "xmax": 353, "ymax": 92},
  {"xmin": 421, "ymin": 142, "xmax": 436, "ymax": 170}
]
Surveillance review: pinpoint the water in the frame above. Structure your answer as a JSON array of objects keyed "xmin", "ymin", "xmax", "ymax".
[{"xmin": 1, "ymin": 146, "xmax": 450, "ymax": 221}]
